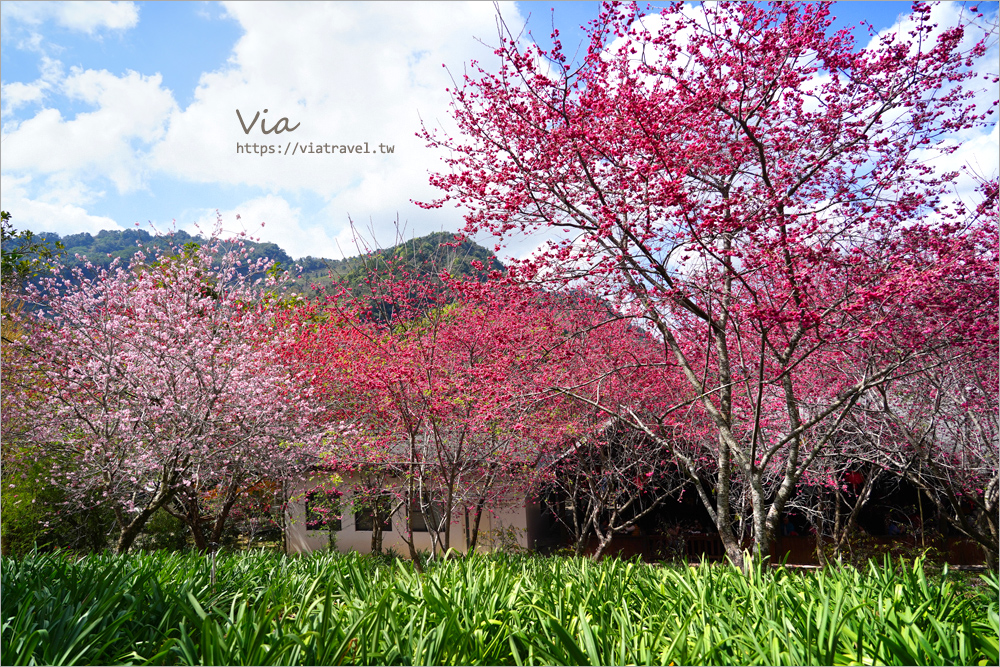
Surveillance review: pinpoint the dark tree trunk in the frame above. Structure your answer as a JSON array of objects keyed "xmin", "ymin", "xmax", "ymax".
[
  {"xmin": 209, "ymin": 475, "xmax": 244, "ymax": 546},
  {"xmin": 115, "ymin": 484, "xmax": 175, "ymax": 554},
  {"xmin": 113, "ymin": 463, "xmax": 180, "ymax": 554},
  {"xmin": 465, "ymin": 499, "xmax": 486, "ymax": 552}
]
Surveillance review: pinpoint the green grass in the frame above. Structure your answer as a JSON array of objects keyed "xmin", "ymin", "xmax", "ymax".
[{"xmin": 2, "ymin": 550, "xmax": 997, "ymax": 665}]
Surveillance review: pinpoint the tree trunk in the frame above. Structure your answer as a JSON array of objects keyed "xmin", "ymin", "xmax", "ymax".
[
  {"xmin": 115, "ymin": 468, "xmax": 177, "ymax": 554},
  {"xmin": 591, "ymin": 529, "xmax": 613, "ymax": 561},
  {"xmin": 814, "ymin": 513, "xmax": 829, "ymax": 567},
  {"xmin": 188, "ymin": 507, "xmax": 208, "ymax": 551},
  {"xmin": 116, "ymin": 516, "xmax": 149, "ymax": 554},
  {"xmin": 749, "ymin": 477, "xmax": 772, "ymax": 565},
  {"xmin": 465, "ymin": 499, "xmax": 485, "ymax": 552},
  {"xmin": 280, "ymin": 480, "xmax": 289, "ymax": 556},
  {"xmin": 116, "ymin": 497, "xmax": 171, "ymax": 554},
  {"xmin": 209, "ymin": 475, "xmax": 244, "ymax": 546},
  {"xmin": 832, "ymin": 487, "xmax": 843, "ymax": 561},
  {"xmin": 982, "ymin": 544, "xmax": 998, "ymax": 571},
  {"xmin": 172, "ymin": 491, "xmax": 208, "ymax": 551},
  {"xmin": 402, "ymin": 441, "xmax": 424, "ymax": 573},
  {"xmin": 834, "ymin": 470, "xmax": 877, "ymax": 559},
  {"xmin": 442, "ymin": 486, "xmax": 453, "ymax": 553},
  {"xmin": 715, "ymin": 436, "xmax": 744, "ymax": 568}
]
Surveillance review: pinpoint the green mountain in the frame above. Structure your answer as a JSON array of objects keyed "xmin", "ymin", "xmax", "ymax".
[
  {"xmin": 297, "ymin": 231, "xmax": 505, "ymax": 295},
  {"xmin": 5, "ymin": 228, "xmax": 504, "ymax": 294}
]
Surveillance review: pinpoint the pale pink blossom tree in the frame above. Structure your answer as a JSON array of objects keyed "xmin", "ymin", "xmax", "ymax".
[{"xmin": 7, "ymin": 228, "xmax": 323, "ymax": 553}]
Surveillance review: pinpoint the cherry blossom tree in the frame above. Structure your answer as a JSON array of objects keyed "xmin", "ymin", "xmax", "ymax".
[
  {"xmin": 855, "ymin": 349, "xmax": 998, "ymax": 568},
  {"xmin": 791, "ymin": 184, "xmax": 998, "ymax": 566},
  {"xmin": 534, "ymin": 304, "xmax": 700, "ymax": 559},
  {"xmin": 285, "ymin": 259, "xmax": 585, "ymax": 563},
  {"xmin": 421, "ymin": 1, "xmax": 996, "ymax": 565},
  {"xmin": 6, "ymin": 229, "xmax": 322, "ymax": 553},
  {"xmin": 543, "ymin": 420, "xmax": 684, "ymax": 558},
  {"xmin": 782, "ymin": 441, "xmax": 887, "ymax": 565}
]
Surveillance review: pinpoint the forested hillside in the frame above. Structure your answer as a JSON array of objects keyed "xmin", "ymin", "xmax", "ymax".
[
  {"xmin": 297, "ymin": 231, "xmax": 505, "ymax": 294},
  {"xmin": 5, "ymin": 228, "xmax": 503, "ymax": 293}
]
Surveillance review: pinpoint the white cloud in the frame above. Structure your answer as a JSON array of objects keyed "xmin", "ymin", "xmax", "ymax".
[
  {"xmin": 931, "ymin": 122, "xmax": 1000, "ymax": 204},
  {"xmin": 183, "ymin": 195, "xmax": 349, "ymax": 260},
  {"xmin": 0, "ymin": 80, "xmax": 49, "ymax": 116},
  {"xmin": 3, "ymin": 2, "xmax": 535, "ymax": 246},
  {"xmin": 0, "ymin": 174, "xmax": 124, "ymax": 234},
  {"xmin": 865, "ymin": 2, "xmax": 995, "ymax": 57},
  {"xmin": 149, "ymin": 2, "xmax": 523, "ymax": 232},
  {"xmin": 1, "ymin": 1, "xmax": 138, "ymax": 34},
  {"xmin": 0, "ymin": 0, "xmax": 988, "ymax": 264},
  {"xmin": 0, "ymin": 55, "xmax": 64, "ymax": 117},
  {"xmin": 868, "ymin": 2, "xmax": 999, "ymax": 209},
  {"xmin": 56, "ymin": 1, "xmax": 138, "ymax": 33},
  {"xmin": 1, "ymin": 69, "xmax": 178, "ymax": 192}
]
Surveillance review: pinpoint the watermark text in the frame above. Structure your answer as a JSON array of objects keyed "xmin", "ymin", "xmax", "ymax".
[{"xmin": 236, "ymin": 141, "xmax": 395, "ymax": 156}]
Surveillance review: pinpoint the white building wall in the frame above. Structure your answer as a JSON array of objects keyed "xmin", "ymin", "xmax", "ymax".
[{"xmin": 285, "ymin": 473, "xmax": 531, "ymax": 556}]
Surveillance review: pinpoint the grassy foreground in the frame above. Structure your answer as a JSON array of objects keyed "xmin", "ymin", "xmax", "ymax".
[{"xmin": 1, "ymin": 550, "xmax": 997, "ymax": 666}]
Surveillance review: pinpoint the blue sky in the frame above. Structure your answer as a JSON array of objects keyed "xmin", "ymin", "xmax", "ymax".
[{"xmin": 1, "ymin": 1, "xmax": 996, "ymax": 260}]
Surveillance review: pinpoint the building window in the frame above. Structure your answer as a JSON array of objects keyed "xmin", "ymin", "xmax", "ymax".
[
  {"xmin": 305, "ymin": 488, "xmax": 342, "ymax": 531},
  {"xmin": 355, "ymin": 493, "xmax": 393, "ymax": 532},
  {"xmin": 410, "ymin": 494, "xmax": 444, "ymax": 532}
]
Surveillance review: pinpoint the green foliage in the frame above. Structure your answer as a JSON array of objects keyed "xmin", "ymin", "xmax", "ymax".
[
  {"xmin": 2, "ymin": 551, "xmax": 996, "ymax": 665},
  {"xmin": 0, "ymin": 211, "xmax": 64, "ymax": 291},
  {"xmin": 827, "ymin": 532, "xmax": 948, "ymax": 569},
  {"xmin": 133, "ymin": 510, "xmax": 188, "ymax": 552},
  {"xmin": 482, "ymin": 525, "xmax": 529, "ymax": 555},
  {"xmin": 0, "ymin": 458, "xmax": 115, "ymax": 557},
  {"xmin": 0, "ymin": 460, "xmax": 64, "ymax": 557}
]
